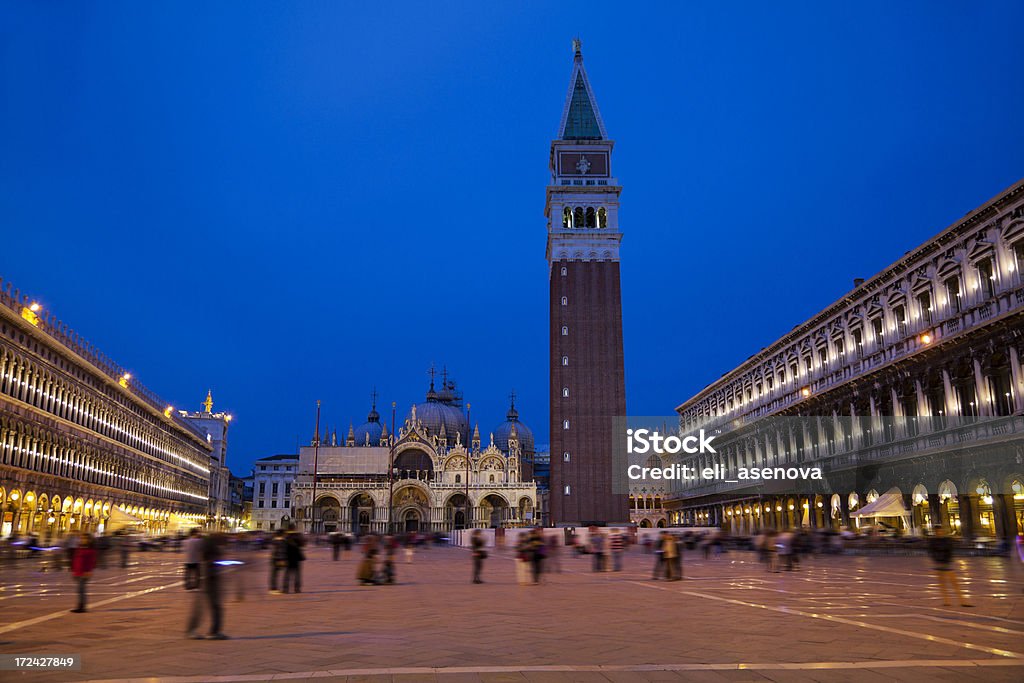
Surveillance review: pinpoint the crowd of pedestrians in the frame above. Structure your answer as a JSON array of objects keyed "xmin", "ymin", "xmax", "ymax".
[{"xmin": 4, "ymin": 517, "xmax": 1017, "ymax": 644}]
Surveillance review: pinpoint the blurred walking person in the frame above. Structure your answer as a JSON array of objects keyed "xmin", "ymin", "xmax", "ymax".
[
  {"xmin": 928, "ymin": 526, "xmax": 972, "ymax": 607},
  {"xmin": 69, "ymin": 533, "xmax": 96, "ymax": 613},
  {"xmin": 609, "ymin": 530, "xmax": 625, "ymax": 572},
  {"xmin": 662, "ymin": 532, "xmax": 680, "ymax": 581},
  {"xmin": 119, "ymin": 533, "xmax": 131, "ymax": 568},
  {"xmin": 546, "ymin": 534, "xmax": 562, "ymax": 573},
  {"xmin": 515, "ymin": 533, "xmax": 530, "ymax": 585},
  {"xmin": 777, "ymin": 530, "xmax": 794, "ymax": 571},
  {"xmin": 382, "ymin": 535, "xmax": 396, "ymax": 584},
  {"xmin": 471, "ymin": 529, "xmax": 487, "ymax": 583},
  {"xmin": 283, "ymin": 527, "xmax": 305, "ymax": 593},
  {"xmin": 330, "ymin": 531, "xmax": 343, "ymax": 561},
  {"xmin": 186, "ymin": 533, "xmax": 228, "ymax": 640},
  {"xmin": 269, "ymin": 529, "xmax": 286, "ymax": 593},
  {"xmin": 404, "ymin": 533, "xmax": 416, "ymax": 564},
  {"xmin": 651, "ymin": 535, "xmax": 664, "ymax": 580},
  {"xmin": 63, "ymin": 531, "xmax": 79, "ymax": 571},
  {"xmin": 590, "ymin": 530, "xmax": 605, "ymax": 572},
  {"xmin": 357, "ymin": 535, "xmax": 379, "ymax": 585},
  {"xmin": 183, "ymin": 528, "xmax": 202, "ymax": 590},
  {"xmin": 528, "ymin": 527, "xmax": 545, "ymax": 584}
]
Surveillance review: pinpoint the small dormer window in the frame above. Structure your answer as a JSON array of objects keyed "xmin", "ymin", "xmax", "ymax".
[
  {"xmin": 561, "ymin": 266, "xmax": 567, "ymax": 276},
  {"xmin": 561, "ymin": 296, "xmax": 568, "ymax": 306}
]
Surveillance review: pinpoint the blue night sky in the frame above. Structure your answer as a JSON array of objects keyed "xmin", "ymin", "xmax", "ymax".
[{"xmin": 2, "ymin": 2, "xmax": 1022, "ymax": 475}]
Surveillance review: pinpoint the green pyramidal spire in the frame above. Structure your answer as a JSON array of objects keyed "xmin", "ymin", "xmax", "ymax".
[{"xmin": 559, "ymin": 39, "xmax": 606, "ymax": 141}]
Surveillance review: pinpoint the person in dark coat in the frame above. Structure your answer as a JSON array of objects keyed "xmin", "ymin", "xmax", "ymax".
[
  {"xmin": 471, "ymin": 529, "xmax": 486, "ymax": 583},
  {"xmin": 70, "ymin": 533, "xmax": 97, "ymax": 613},
  {"xmin": 357, "ymin": 535, "xmax": 379, "ymax": 585},
  {"xmin": 283, "ymin": 528, "xmax": 306, "ymax": 593},
  {"xmin": 186, "ymin": 533, "xmax": 228, "ymax": 639},
  {"xmin": 927, "ymin": 526, "xmax": 972, "ymax": 607}
]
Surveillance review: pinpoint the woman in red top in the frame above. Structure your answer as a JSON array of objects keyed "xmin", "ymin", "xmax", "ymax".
[{"xmin": 70, "ymin": 533, "xmax": 97, "ymax": 613}]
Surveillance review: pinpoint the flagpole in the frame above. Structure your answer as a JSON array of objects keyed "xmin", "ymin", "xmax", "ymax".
[{"xmin": 311, "ymin": 399, "xmax": 321, "ymax": 535}]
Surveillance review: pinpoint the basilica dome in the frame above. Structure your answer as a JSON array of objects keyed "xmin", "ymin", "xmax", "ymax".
[
  {"xmin": 407, "ymin": 379, "xmax": 468, "ymax": 442},
  {"xmin": 493, "ymin": 399, "xmax": 535, "ymax": 458},
  {"xmin": 353, "ymin": 404, "xmax": 386, "ymax": 446}
]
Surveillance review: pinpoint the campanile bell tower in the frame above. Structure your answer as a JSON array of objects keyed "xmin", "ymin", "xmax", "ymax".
[{"xmin": 546, "ymin": 40, "xmax": 628, "ymax": 526}]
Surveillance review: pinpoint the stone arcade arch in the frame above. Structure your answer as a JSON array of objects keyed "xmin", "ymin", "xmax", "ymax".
[
  {"xmin": 445, "ymin": 493, "xmax": 469, "ymax": 530},
  {"xmin": 349, "ymin": 492, "xmax": 374, "ymax": 536},
  {"xmin": 316, "ymin": 495, "xmax": 342, "ymax": 533},
  {"xmin": 479, "ymin": 493, "xmax": 510, "ymax": 528}
]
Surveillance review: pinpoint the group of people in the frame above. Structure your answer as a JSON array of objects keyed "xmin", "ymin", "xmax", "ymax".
[
  {"xmin": 268, "ymin": 527, "xmax": 307, "ymax": 593},
  {"xmin": 579, "ymin": 528, "xmax": 628, "ymax": 572},
  {"xmin": 40, "ymin": 520, "xmax": 1016, "ymax": 644},
  {"xmin": 754, "ymin": 529, "xmax": 810, "ymax": 572}
]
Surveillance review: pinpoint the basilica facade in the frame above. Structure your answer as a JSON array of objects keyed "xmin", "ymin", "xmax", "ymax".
[{"xmin": 292, "ymin": 376, "xmax": 538, "ymax": 534}]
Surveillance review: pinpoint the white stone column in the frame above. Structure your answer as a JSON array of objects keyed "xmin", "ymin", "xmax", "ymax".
[
  {"xmin": 1009, "ymin": 346, "xmax": 1024, "ymax": 412},
  {"xmin": 973, "ymin": 358, "xmax": 991, "ymax": 417},
  {"xmin": 942, "ymin": 369, "xmax": 957, "ymax": 417}
]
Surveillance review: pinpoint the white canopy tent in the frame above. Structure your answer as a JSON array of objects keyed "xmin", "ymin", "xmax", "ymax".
[
  {"xmin": 167, "ymin": 513, "xmax": 201, "ymax": 533},
  {"xmin": 105, "ymin": 506, "xmax": 144, "ymax": 533},
  {"xmin": 849, "ymin": 487, "xmax": 911, "ymax": 529}
]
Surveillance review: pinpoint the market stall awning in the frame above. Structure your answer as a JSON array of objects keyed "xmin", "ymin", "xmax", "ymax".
[{"xmin": 849, "ymin": 488, "xmax": 910, "ymax": 520}]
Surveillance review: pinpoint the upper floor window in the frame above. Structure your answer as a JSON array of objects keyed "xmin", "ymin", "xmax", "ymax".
[
  {"xmin": 563, "ymin": 420, "xmax": 570, "ymax": 429},
  {"xmin": 893, "ymin": 304, "xmax": 906, "ymax": 337},
  {"xmin": 585, "ymin": 207, "xmax": 596, "ymax": 227},
  {"xmin": 977, "ymin": 258, "xmax": 995, "ymax": 298},
  {"xmin": 562, "ymin": 387, "xmax": 569, "ymax": 397},
  {"xmin": 561, "ymin": 296, "xmax": 567, "ymax": 306},
  {"xmin": 917, "ymin": 291, "xmax": 932, "ymax": 325},
  {"xmin": 564, "ymin": 485, "xmax": 571, "ymax": 495},
  {"xmin": 561, "ymin": 326, "xmax": 568, "ymax": 336},
  {"xmin": 562, "ymin": 356, "xmax": 569, "ymax": 366},
  {"xmin": 1013, "ymin": 240, "xmax": 1024, "ymax": 279},
  {"xmin": 560, "ymin": 266, "xmax": 567, "ymax": 276},
  {"xmin": 598, "ymin": 207, "xmax": 607, "ymax": 228},
  {"xmin": 871, "ymin": 317, "xmax": 884, "ymax": 346},
  {"xmin": 945, "ymin": 275, "xmax": 961, "ymax": 314},
  {"xmin": 562, "ymin": 207, "xmax": 572, "ymax": 228},
  {"xmin": 573, "ymin": 207, "xmax": 585, "ymax": 227},
  {"xmin": 563, "ymin": 452, "xmax": 570, "ymax": 461}
]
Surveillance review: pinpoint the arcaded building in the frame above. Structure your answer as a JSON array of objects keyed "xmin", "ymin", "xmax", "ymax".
[
  {"xmin": 0, "ymin": 280, "xmax": 213, "ymax": 537},
  {"xmin": 668, "ymin": 180, "xmax": 1024, "ymax": 542}
]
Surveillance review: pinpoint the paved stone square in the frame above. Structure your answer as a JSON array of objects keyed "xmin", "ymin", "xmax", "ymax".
[{"xmin": 2, "ymin": 543, "xmax": 1023, "ymax": 682}]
